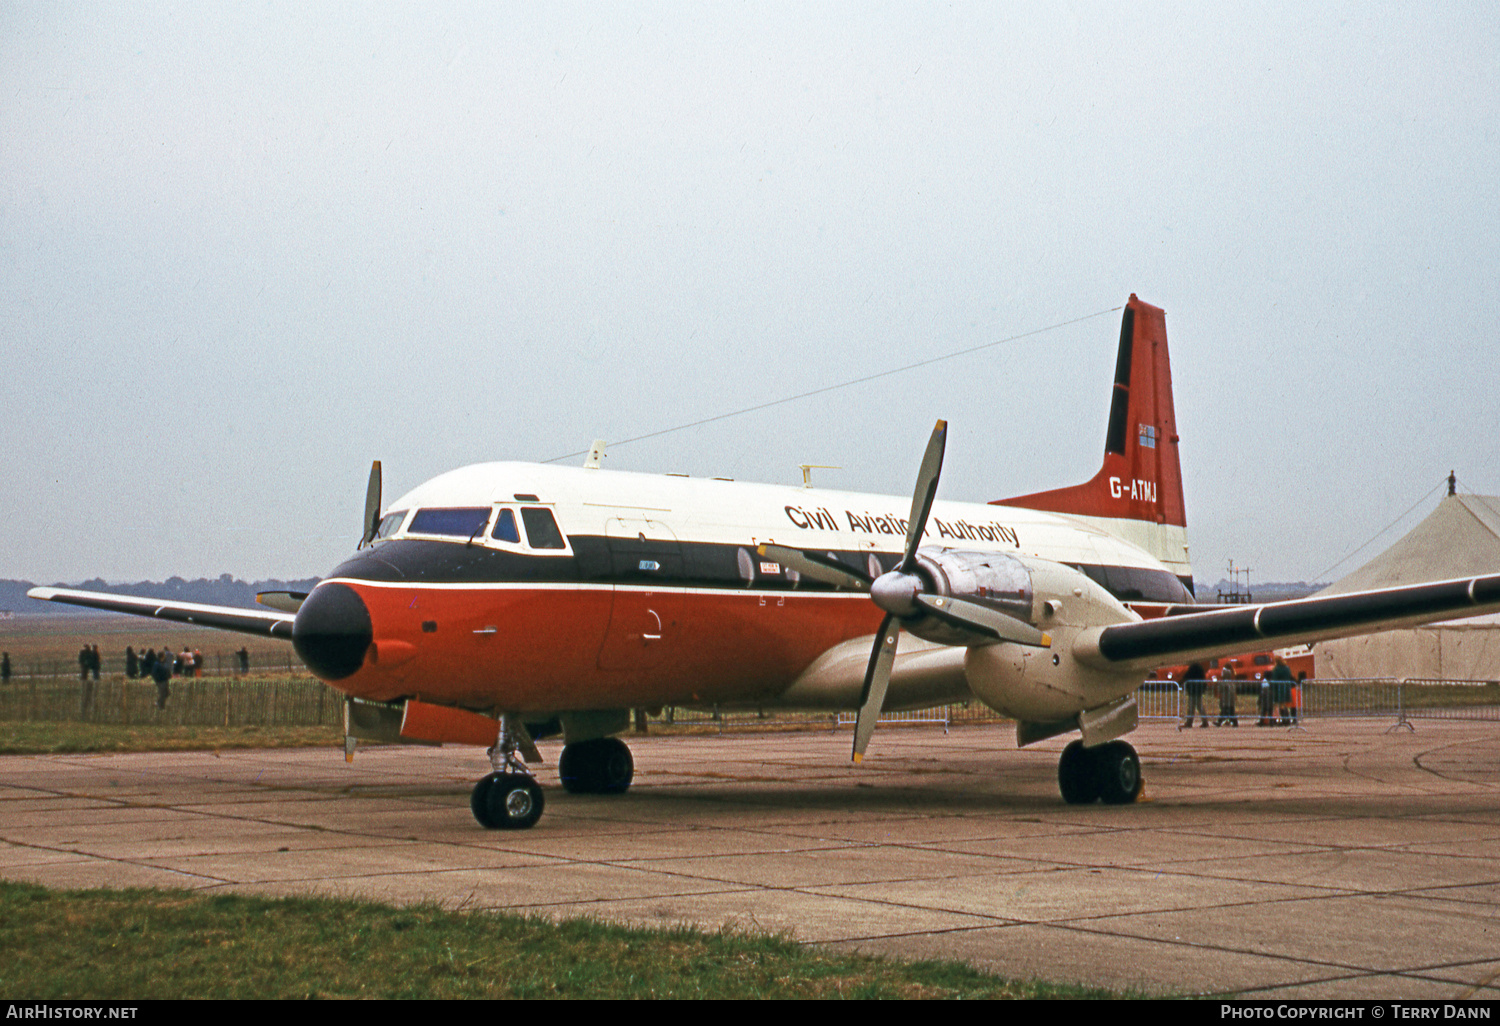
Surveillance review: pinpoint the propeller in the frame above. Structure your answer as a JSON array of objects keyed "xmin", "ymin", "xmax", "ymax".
[
  {"xmin": 759, "ymin": 419, "xmax": 1049, "ymax": 763},
  {"xmin": 359, "ymin": 460, "xmax": 382, "ymax": 548}
]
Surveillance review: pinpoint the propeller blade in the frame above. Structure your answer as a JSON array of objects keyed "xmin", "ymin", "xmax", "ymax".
[
  {"xmin": 255, "ymin": 591, "xmax": 308, "ymax": 614},
  {"xmin": 757, "ymin": 544, "xmax": 872, "ymax": 591},
  {"xmin": 360, "ymin": 460, "xmax": 382, "ymax": 548},
  {"xmin": 913, "ymin": 593, "xmax": 1051, "ymax": 647},
  {"xmin": 899, "ymin": 420, "xmax": 946, "ymax": 573},
  {"xmin": 853, "ymin": 614, "xmax": 900, "ymax": 764}
]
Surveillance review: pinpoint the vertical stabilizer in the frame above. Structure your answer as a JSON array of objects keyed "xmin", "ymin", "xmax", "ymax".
[{"xmin": 992, "ymin": 295, "xmax": 1191, "ymax": 582}]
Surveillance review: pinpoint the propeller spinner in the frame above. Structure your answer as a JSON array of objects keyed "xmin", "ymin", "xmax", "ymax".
[{"xmin": 760, "ymin": 420, "xmax": 1049, "ymax": 763}]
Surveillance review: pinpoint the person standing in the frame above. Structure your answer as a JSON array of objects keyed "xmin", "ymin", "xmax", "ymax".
[
  {"xmin": 1182, "ymin": 662, "xmax": 1208, "ymax": 728},
  {"xmin": 1270, "ymin": 658, "xmax": 1296, "ymax": 725},
  {"xmin": 79, "ymin": 645, "xmax": 96, "ymax": 717},
  {"xmin": 125, "ymin": 646, "xmax": 138, "ymax": 679},
  {"xmin": 1, "ymin": 652, "xmax": 10, "ymax": 684},
  {"xmin": 1216, "ymin": 664, "xmax": 1238, "ymax": 727},
  {"xmin": 152, "ymin": 653, "xmax": 171, "ymax": 709}
]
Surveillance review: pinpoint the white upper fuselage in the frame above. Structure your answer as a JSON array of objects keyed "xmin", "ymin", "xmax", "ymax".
[{"xmin": 380, "ymin": 460, "xmax": 1188, "ymax": 599}]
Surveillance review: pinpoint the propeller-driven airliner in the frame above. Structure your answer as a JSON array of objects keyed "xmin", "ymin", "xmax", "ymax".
[{"xmin": 31, "ymin": 295, "xmax": 1500, "ymax": 828}]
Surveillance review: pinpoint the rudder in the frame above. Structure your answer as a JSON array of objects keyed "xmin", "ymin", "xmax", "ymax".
[{"xmin": 991, "ymin": 295, "xmax": 1191, "ymax": 582}]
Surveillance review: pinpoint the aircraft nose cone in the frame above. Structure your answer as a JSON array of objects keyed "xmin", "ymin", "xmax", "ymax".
[{"xmin": 292, "ymin": 583, "xmax": 373, "ymax": 681}]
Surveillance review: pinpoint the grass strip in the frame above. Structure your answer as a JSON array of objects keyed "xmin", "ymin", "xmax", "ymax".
[
  {"xmin": 0, "ymin": 722, "xmax": 341, "ymax": 755},
  {"xmin": 0, "ymin": 882, "xmax": 1126, "ymax": 999}
]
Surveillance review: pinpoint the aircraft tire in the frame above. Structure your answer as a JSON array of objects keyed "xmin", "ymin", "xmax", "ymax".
[
  {"xmin": 475, "ymin": 772, "xmax": 544, "ymax": 829},
  {"xmin": 470, "ymin": 773, "xmax": 500, "ymax": 827},
  {"xmin": 1095, "ymin": 741, "xmax": 1142, "ymax": 805},
  {"xmin": 559, "ymin": 737, "xmax": 634, "ymax": 795},
  {"xmin": 1058, "ymin": 740, "xmax": 1101, "ymax": 804}
]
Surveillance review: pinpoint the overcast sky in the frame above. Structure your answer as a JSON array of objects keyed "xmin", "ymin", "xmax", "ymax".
[{"xmin": 3, "ymin": 2, "xmax": 1496, "ymax": 588}]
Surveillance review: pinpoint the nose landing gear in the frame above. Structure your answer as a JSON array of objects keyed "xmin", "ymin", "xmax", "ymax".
[{"xmin": 471, "ymin": 714, "xmax": 546, "ymax": 830}]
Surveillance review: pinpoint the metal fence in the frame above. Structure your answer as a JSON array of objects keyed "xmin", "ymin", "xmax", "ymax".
[
  {"xmin": 1137, "ymin": 678, "xmax": 1500, "ymax": 728},
  {"xmin": 0, "ymin": 677, "xmax": 342, "ymax": 728},
  {"xmin": 3, "ymin": 653, "xmax": 306, "ymax": 681},
  {"xmin": 1, "ymin": 676, "xmax": 1495, "ymax": 733}
]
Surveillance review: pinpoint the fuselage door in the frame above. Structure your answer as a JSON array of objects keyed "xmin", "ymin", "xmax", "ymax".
[
  {"xmin": 602, "ymin": 516, "xmax": 684, "ymax": 579},
  {"xmin": 597, "ymin": 516, "xmax": 684, "ymax": 672}
]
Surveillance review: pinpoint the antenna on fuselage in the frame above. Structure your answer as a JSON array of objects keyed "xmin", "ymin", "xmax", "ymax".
[
  {"xmin": 583, "ymin": 439, "xmax": 606, "ymax": 470},
  {"xmin": 799, "ymin": 464, "xmax": 840, "ymax": 488}
]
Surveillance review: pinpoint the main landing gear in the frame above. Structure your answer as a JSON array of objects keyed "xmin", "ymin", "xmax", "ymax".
[
  {"xmin": 469, "ymin": 719, "xmax": 637, "ymax": 830},
  {"xmin": 558, "ymin": 737, "xmax": 634, "ymax": 795},
  {"xmin": 1058, "ymin": 739, "xmax": 1142, "ymax": 805}
]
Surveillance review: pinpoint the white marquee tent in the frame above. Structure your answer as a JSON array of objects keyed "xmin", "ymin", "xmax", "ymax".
[{"xmin": 1313, "ymin": 493, "xmax": 1500, "ymax": 681}]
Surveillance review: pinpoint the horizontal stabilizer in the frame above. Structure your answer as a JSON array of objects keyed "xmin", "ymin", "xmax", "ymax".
[
  {"xmin": 1075, "ymin": 573, "xmax": 1500, "ymax": 671},
  {"xmin": 27, "ymin": 587, "xmax": 296, "ymax": 638}
]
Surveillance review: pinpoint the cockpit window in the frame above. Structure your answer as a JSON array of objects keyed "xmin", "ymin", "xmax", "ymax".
[
  {"xmin": 374, "ymin": 510, "xmax": 407, "ymax": 540},
  {"xmin": 407, "ymin": 507, "xmax": 492, "ymax": 538},
  {"xmin": 491, "ymin": 508, "xmax": 520, "ymax": 544},
  {"xmin": 520, "ymin": 508, "xmax": 566, "ymax": 550}
]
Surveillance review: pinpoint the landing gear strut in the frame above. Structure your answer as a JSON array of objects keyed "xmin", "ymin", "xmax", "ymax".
[
  {"xmin": 471, "ymin": 715, "xmax": 545, "ymax": 830},
  {"xmin": 1058, "ymin": 739, "xmax": 1142, "ymax": 805}
]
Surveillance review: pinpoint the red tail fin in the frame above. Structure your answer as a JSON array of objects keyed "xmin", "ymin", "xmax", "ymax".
[{"xmin": 992, "ymin": 295, "xmax": 1186, "ymax": 528}]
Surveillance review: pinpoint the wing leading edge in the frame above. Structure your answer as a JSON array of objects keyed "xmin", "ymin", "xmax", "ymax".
[
  {"xmin": 1076, "ymin": 573, "xmax": 1500, "ymax": 672},
  {"xmin": 26, "ymin": 587, "xmax": 296, "ymax": 638}
]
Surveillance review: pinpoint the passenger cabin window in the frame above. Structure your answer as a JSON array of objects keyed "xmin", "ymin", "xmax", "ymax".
[
  {"xmin": 374, "ymin": 510, "xmax": 407, "ymax": 540},
  {"xmin": 407, "ymin": 507, "xmax": 492, "ymax": 538},
  {"xmin": 491, "ymin": 508, "xmax": 520, "ymax": 544},
  {"xmin": 520, "ymin": 507, "xmax": 566, "ymax": 550}
]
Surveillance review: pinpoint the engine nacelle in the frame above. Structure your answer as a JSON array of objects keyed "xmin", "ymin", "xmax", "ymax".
[
  {"xmin": 904, "ymin": 548, "xmax": 1037, "ymax": 646},
  {"xmin": 962, "ymin": 558, "xmax": 1146, "ymax": 732}
]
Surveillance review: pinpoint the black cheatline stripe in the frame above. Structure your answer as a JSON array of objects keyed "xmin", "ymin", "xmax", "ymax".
[{"xmin": 337, "ymin": 538, "xmax": 1194, "ymax": 605}]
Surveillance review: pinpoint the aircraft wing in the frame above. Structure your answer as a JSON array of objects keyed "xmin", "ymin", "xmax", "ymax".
[
  {"xmin": 26, "ymin": 587, "xmax": 296, "ymax": 638},
  {"xmin": 1075, "ymin": 572, "xmax": 1500, "ymax": 671}
]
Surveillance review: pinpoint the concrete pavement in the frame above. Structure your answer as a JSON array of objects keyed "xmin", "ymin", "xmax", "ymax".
[{"xmin": 1, "ymin": 717, "xmax": 1498, "ymax": 998}]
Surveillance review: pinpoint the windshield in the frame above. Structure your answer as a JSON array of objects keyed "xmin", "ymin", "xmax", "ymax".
[
  {"xmin": 374, "ymin": 510, "xmax": 407, "ymax": 540},
  {"xmin": 407, "ymin": 507, "xmax": 492, "ymax": 538}
]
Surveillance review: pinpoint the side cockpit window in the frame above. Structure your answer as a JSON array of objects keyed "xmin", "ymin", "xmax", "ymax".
[
  {"xmin": 374, "ymin": 510, "xmax": 408, "ymax": 540},
  {"xmin": 520, "ymin": 507, "xmax": 566, "ymax": 550},
  {"xmin": 491, "ymin": 508, "xmax": 520, "ymax": 544},
  {"xmin": 407, "ymin": 507, "xmax": 492, "ymax": 538}
]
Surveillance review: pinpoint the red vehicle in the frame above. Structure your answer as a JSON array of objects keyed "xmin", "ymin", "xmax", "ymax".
[{"xmin": 1150, "ymin": 644, "xmax": 1314, "ymax": 687}]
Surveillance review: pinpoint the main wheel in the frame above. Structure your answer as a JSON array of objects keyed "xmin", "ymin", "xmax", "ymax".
[
  {"xmin": 559, "ymin": 737, "xmax": 634, "ymax": 795},
  {"xmin": 1058, "ymin": 740, "xmax": 1101, "ymax": 804},
  {"xmin": 470, "ymin": 773, "xmax": 500, "ymax": 827},
  {"xmin": 472, "ymin": 772, "xmax": 544, "ymax": 829},
  {"xmin": 1095, "ymin": 740, "xmax": 1142, "ymax": 805}
]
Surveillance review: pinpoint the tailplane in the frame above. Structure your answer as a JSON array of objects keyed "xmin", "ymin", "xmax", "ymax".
[{"xmin": 992, "ymin": 295, "xmax": 1191, "ymax": 583}]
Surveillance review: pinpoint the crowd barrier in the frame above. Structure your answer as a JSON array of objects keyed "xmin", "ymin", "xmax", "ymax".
[
  {"xmin": 0, "ymin": 676, "xmax": 342, "ymax": 728},
  {"xmin": 0, "ymin": 676, "xmax": 1494, "ymax": 733},
  {"xmin": 1138, "ymin": 678, "xmax": 1500, "ymax": 728}
]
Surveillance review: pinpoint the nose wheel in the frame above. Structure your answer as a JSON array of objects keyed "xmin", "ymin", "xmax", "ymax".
[
  {"xmin": 1058, "ymin": 739, "xmax": 1142, "ymax": 805},
  {"xmin": 472, "ymin": 713, "xmax": 546, "ymax": 829},
  {"xmin": 471, "ymin": 772, "xmax": 545, "ymax": 829}
]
